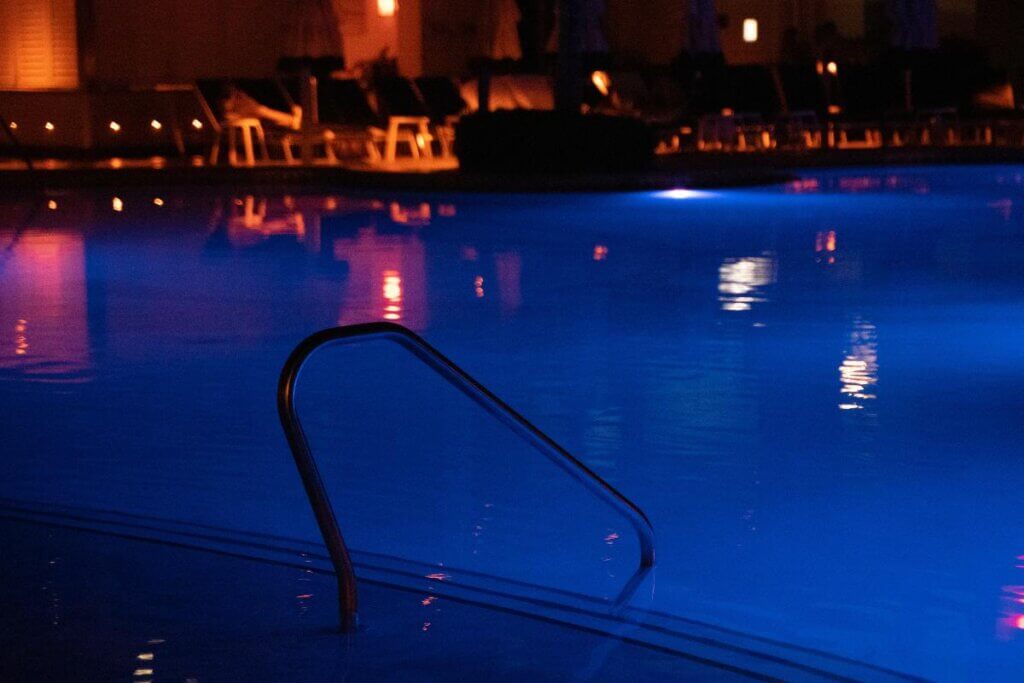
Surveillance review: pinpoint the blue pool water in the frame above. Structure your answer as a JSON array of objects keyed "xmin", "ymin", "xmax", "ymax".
[{"xmin": 2, "ymin": 165, "xmax": 1024, "ymax": 680}]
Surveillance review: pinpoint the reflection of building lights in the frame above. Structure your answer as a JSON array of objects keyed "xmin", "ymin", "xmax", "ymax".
[
  {"xmin": 815, "ymin": 230, "xmax": 837, "ymax": 255},
  {"xmin": 742, "ymin": 18, "xmax": 758, "ymax": 43},
  {"xmin": 474, "ymin": 275, "xmax": 484, "ymax": 298},
  {"xmin": 109, "ymin": 121, "xmax": 121, "ymax": 132},
  {"xmin": 438, "ymin": 204, "xmax": 456, "ymax": 217},
  {"xmin": 378, "ymin": 0, "xmax": 397, "ymax": 16},
  {"xmin": 47, "ymin": 200, "xmax": 57, "ymax": 210},
  {"xmin": 150, "ymin": 119, "xmax": 162, "ymax": 131},
  {"xmin": 137, "ymin": 653, "xmax": 154, "ymax": 661},
  {"xmin": 191, "ymin": 118, "xmax": 204, "ymax": 130},
  {"xmin": 14, "ymin": 319, "xmax": 29, "ymax": 356},
  {"xmin": 591, "ymin": 70, "xmax": 611, "ymax": 96},
  {"xmin": 718, "ymin": 256, "xmax": 775, "ymax": 312},
  {"xmin": 421, "ymin": 596, "xmax": 436, "ymax": 606},
  {"xmin": 112, "ymin": 197, "xmax": 124, "ymax": 212},
  {"xmin": 382, "ymin": 270, "xmax": 402, "ymax": 320},
  {"xmin": 460, "ymin": 246, "xmax": 478, "ymax": 261},
  {"xmin": 132, "ymin": 669, "xmax": 153, "ymax": 677},
  {"xmin": 593, "ymin": 244, "xmax": 608, "ymax": 261},
  {"xmin": 838, "ymin": 320, "xmax": 878, "ymax": 411}
]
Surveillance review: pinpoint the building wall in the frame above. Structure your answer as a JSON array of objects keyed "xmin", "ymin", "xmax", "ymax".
[
  {"xmin": 0, "ymin": 0, "xmax": 80, "ymax": 89},
  {"xmin": 86, "ymin": 0, "xmax": 420, "ymax": 87},
  {"xmin": 976, "ymin": 0, "xmax": 1024, "ymax": 70}
]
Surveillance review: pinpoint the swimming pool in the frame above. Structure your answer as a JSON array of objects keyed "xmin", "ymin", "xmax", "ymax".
[{"xmin": 2, "ymin": 165, "xmax": 1023, "ymax": 680}]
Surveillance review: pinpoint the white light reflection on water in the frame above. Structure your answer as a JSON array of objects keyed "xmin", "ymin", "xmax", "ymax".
[
  {"xmin": 838, "ymin": 319, "xmax": 878, "ymax": 411},
  {"xmin": 718, "ymin": 255, "xmax": 776, "ymax": 312}
]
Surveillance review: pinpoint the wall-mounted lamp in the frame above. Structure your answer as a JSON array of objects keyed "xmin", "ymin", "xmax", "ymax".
[
  {"xmin": 743, "ymin": 18, "xmax": 758, "ymax": 43},
  {"xmin": 378, "ymin": 0, "xmax": 397, "ymax": 17}
]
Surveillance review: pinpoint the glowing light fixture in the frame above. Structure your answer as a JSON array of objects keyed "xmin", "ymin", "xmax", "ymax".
[
  {"xmin": 44, "ymin": 122, "xmax": 55, "ymax": 132},
  {"xmin": 591, "ymin": 70, "xmax": 611, "ymax": 97},
  {"xmin": 150, "ymin": 119, "xmax": 162, "ymax": 131},
  {"xmin": 8, "ymin": 121, "xmax": 16, "ymax": 130},
  {"xmin": 47, "ymin": 200, "xmax": 57, "ymax": 210},
  {"xmin": 112, "ymin": 197, "xmax": 124, "ymax": 212},
  {"xmin": 656, "ymin": 188, "xmax": 714, "ymax": 200},
  {"xmin": 743, "ymin": 18, "xmax": 758, "ymax": 43},
  {"xmin": 191, "ymin": 118, "xmax": 204, "ymax": 130},
  {"xmin": 378, "ymin": 0, "xmax": 397, "ymax": 16},
  {"xmin": 109, "ymin": 121, "xmax": 121, "ymax": 132},
  {"xmin": 827, "ymin": 61, "xmax": 838, "ymax": 75},
  {"xmin": 153, "ymin": 197, "xmax": 164, "ymax": 206}
]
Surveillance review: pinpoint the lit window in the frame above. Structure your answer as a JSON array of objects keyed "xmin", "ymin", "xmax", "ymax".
[
  {"xmin": 150, "ymin": 119, "xmax": 162, "ymax": 131},
  {"xmin": 378, "ymin": 0, "xmax": 397, "ymax": 16},
  {"xmin": 109, "ymin": 121, "xmax": 121, "ymax": 132},
  {"xmin": 743, "ymin": 18, "xmax": 758, "ymax": 43}
]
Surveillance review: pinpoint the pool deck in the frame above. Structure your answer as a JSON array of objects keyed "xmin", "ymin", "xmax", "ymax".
[{"xmin": 4, "ymin": 146, "xmax": 1024, "ymax": 193}]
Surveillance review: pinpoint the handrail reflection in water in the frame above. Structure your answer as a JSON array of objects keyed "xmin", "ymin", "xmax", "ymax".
[{"xmin": 277, "ymin": 322, "xmax": 656, "ymax": 632}]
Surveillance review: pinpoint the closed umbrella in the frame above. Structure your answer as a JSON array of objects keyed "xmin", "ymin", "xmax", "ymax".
[
  {"xmin": 281, "ymin": 0, "xmax": 346, "ymax": 69},
  {"xmin": 485, "ymin": 0, "xmax": 523, "ymax": 61},
  {"xmin": 887, "ymin": 0, "xmax": 938, "ymax": 51},
  {"xmin": 547, "ymin": 0, "xmax": 608, "ymax": 54},
  {"xmin": 279, "ymin": 0, "xmax": 346, "ymax": 164},
  {"xmin": 688, "ymin": 0, "xmax": 721, "ymax": 56}
]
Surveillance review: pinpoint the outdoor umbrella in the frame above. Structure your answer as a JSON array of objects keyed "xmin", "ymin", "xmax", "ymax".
[
  {"xmin": 279, "ymin": 0, "xmax": 346, "ymax": 163},
  {"xmin": 688, "ymin": 0, "xmax": 721, "ymax": 56},
  {"xmin": 485, "ymin": 0, "xmax": 523, "ymax": 61},
  {"xmin": 887, "ymin": 0, "xmax": 938, "ymax": 51},
  {"xmin": 547, "ymin": 0, "xmax": 608, "ymax": 54}
]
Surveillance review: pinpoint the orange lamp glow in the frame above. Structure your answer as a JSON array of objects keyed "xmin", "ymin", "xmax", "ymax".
[
  {"xmin": 109, "ymin": 121, "xmax": 121, "ymax": 132},
  {"xmin": 827, "ymin": 61, "xmax": 839, "ymax": 75},
  {"xmin": 150, "ymin": 119, "xmax": 162, "ymax": 131},
  {"xmin": 378, "ymin": 0, "xmax": 397, "ymax": 16},
  {"xmin": 44, "ymin": 122, "xmax": 55, "ymax": 132},
  {"xmin": 8, "ymin": 121, "xmax": 16, "ymax": 130},
  {"xmin": 591, "ymin": 71, "xmax": 611, "ymax": 97},
  {"xmin": 191, "ymin": 118, "xmax": 204, "ymax": 130},
  {"xmin": 112, "ymin": 197, "xmax": 124, "ymax": 212}
]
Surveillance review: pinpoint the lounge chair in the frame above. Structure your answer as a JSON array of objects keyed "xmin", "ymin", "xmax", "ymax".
[
  {"xmin": 197, "ymin": 78, "xmax": 300, "ymax": 165},
  {"xmin": 372, "ymin": 77, "xmax": 444, "ymax": 159}
]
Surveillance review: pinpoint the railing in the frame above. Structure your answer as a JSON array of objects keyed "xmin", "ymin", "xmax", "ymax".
[{"xmin": 277, "ymin": 322, "xmax": 656, "ymax": 632}]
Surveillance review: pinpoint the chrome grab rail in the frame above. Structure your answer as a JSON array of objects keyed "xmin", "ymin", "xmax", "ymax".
[{"xmin": 278, "ymin": 322, "xmax": 656, "ymax": 632}]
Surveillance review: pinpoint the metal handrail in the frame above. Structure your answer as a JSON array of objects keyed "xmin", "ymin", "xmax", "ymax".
[{"xmin": 277, "ymin": 322, "xmax": 656, "ymax": 632}]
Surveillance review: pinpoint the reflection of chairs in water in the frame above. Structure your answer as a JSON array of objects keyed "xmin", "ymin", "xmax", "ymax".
[{"xmin": 198, "ymin": 78, "xmax": 301, "ymax": 166}]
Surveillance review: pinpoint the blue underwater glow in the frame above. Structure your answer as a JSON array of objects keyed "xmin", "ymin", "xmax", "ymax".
[{"xmin": 2, "ymin": 165, "xmax": 1024, "ymax": 679}]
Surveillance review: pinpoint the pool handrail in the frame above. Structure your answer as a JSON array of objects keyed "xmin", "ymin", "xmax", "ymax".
[{"xmin": 277, "ymin": 322, "xmax": 656, "ymax": 632}]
